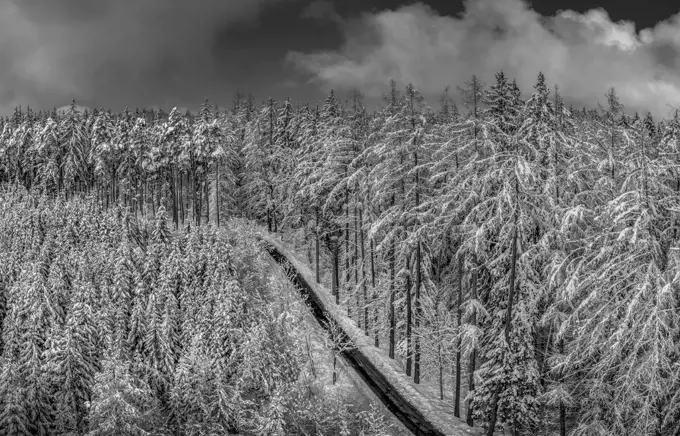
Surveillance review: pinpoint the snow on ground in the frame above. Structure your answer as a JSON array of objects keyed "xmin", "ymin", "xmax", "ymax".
[
  {"xmin": 263, "ymin": 247, "xmax": 411, "ymax": 436},
  {"xmin": 261, "ymin": 232, "xmax": 493, "ymax": 436}
]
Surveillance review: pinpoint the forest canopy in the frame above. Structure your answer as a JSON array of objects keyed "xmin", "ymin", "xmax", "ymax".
[{"xmin": 1, "ymin": 71, "xmax": 679, "ymax": 436}]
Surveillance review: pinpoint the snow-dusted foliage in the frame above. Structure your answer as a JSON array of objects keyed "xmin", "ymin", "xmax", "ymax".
[
  {"xmin": 0, "ymin": 190, "xmax": 392, "ymax": 436},
  {"xmin": 2, "ymin": 69, "xmax": 680, "ymax": 435}
]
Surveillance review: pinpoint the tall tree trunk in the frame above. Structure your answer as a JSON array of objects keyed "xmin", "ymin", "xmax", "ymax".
[
  {"xmin": 142, "ymin": 178, "xmax": 147, "ymax": 217},
  {"xmin": 559, "ymin": 338, "xmax": 566, "ymax": 436},
  {"xmin": 333, "ymin": 241, "xmax": 340, "ymax": 305},
  {"xmin": 439, "ymin": 341, "xmax": 444, "ymax": 400},
  {"xmin": 156, "ymin": 177, "xmax": 162, "ymax": 215},
  {"xmin": 315, "ymin": 207, "xmax": 320, "ymax": 284},
  {"xmin": 112, "ymin": 169, "xmax": 117, "ymax": 205},
  {"xmin": 345, "ymin": 193, "xmax": 350, "ymax": 318},
  {"xmin": 205, "ymin": 172, "xmax": 210, "ymax": 225},
  {"xmin": 454, "ymin": 254, "xmax": 464, "ymax": 417},
  {"xmin": 331, "ymin": 241, "xmax": 338, "ymax": 299},
  {"xmin": 467, "ymin": 253, "xmax": 479, "ymax": 427},
  {"xmin": 171, "ymin": 168, "xmax": 178, "ymax": 230},
  {"xmin": 389, "ymin": 240, "xmax": 396, "ymax": 359},
  {"xmin": 197, "ymin": 178, "xmax": 203, "ymax": 227},
  {"xmin": 190, "ymin": 166, "xmax": 196, "ymax": 225},
  {"xmin": 216, "ymin": 161, "xmax": 220, "ymax": 227},
  {"xmin": 414, "ymin": 240, "xmax": 422, "ymax": 383},
  {"xmin": 413, "ymin": 144, "xmax": 422, "ymax": 384},
  {"xmin": 371, "ymin": 238, "xmax": 378, "ymax": 347},
  {"xmin": 405, "ymin": 250, "xmax": 412, "ymax": 377},
  {"xmin": 267, "ymin": 207, "xmax": 272, "ymax": 232},
  {"xmin": 359, "ymin": 206, "xmax": 368, "ymax": 335},
  {"xmin": 273, "ymin": 204, "xmax": 278, "ymax": 233},
  {"xmin": 354, "ymin": 202, "xmax": 359, "ymax": 329},
  {"xmin": 151, "ymin": 180, "xmax": 156, "ymax": 217},
  {"xmin": 179, "ymin": 172, "xmax": 184, "ymax": 225}
]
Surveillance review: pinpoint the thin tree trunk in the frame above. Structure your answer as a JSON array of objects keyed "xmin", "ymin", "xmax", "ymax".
[
  {"xmin": 331, "ymin": 242, "xmax": 338, "ymax": 300},
  {"xmin": 333, "ymin": 242, "xmax": 340, "ymax": 305},
  {"xmin": 273, "ymin": 204, "xmax": 278, "ymax": 233},
  {"xmin": 216, "ymin": 161, "xmax": 220, "ymax": 227},
  {"xmin": 559, "ymin": 338, "xmax": 566, "ymax": 436},
  {"xmin": 142, "ymin": 179, "xmax": 147, "ymax": 217},
  {"xmin": 405, "ymin": 251, "xmax": 412, "ymax": 377},
  {"xmin": 267, "ymin": 207, "xmax": 272, "ymax": 232},
  {"xmin": 315, "ymin": 207, "xmax": 320, "ymax": 284},
  {"xmin": 197, "ymin": 178, "xmax": 203, "ymax": 227},
  {"xmin": 354, "ymin": 202, "xmax": 359, "ymax": 329},
  {"xmin": 466, "ymin": 253, "xmax": 479, "ymax": 427},
  {"xmin": 151, "ymin": 180, "xmax": 156, "ymax": 217},
  {"xmin": 413, "ymin": 146, "xmax": 422, "ymax": 384},
  {"xmin": 345, "ymin": 194, "xmax": 350, "ymax": 318},
  {"xmin": 359, "ymin": 206, "xmax": 368, "ymax": 335},
  {"xmin": 333, "ymin": 354, "xmax": 337, "ymax": 385},
  {"xmin": 179, "ymin": 172, "xmax": 184, "ymax": 225},
  {"xmin": 371, "ymin": 238, "xmax": 378, "ymax": 347},
  {"xmin": 414, "ymin": 240, "xmax": 422, "ymax": 384},
  {"xmin": 388, "ymin": 240, "xmax": 396, "ymax": 359},
  {"xmin": 190, "ymin": 166, "xmax": 196, "ymax": 225},
  {"xmin": 205, "ymin": 172, "xmax": 210, "ymax": 225},
  {"xmin": 454, "ymin": 254, "xmax": 464, "ymax": 417},
  {"xmin": 171, "ymin": 168, "xmax": 178, "ymax": 230}
]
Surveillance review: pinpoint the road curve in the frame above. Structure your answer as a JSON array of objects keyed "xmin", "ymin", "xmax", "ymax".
[{"xmin": 262, "ymin": 239, "xmax": 458, "ymax": 436}]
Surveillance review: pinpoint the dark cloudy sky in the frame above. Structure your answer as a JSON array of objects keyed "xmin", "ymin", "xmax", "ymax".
[{"xmin": 2, "ymin": 0, "xmax": 680, "ymax": 117}]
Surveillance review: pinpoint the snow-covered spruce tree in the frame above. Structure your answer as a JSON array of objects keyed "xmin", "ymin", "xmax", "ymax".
[
  {"xmin": 465, "ymin": 71, "xmax": 543, "ymax": 436},
  {"xmin": 43, "ymin": 280, "xmax": 100, "ymax": 435},
  {"xmin": 0, "ymin": 264, "xmax": 54, "ymax": 436},
  {"xmin": 59, "ymin": 100, "xmax": 92, "ymax": 197},
  {"xmin": 85, "ymin": 350, "xmax": 161, "ymax": 436},
  {"xmin": 5, "ymin": 110, "xmax": 37, "ymax": 190},
  {"xmin": 35, "ymin": 116, "xmax": 64, "ymax": 195}
]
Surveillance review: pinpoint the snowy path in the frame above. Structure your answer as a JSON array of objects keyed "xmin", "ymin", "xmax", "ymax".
[{"xmin": 259, "ymin": 233, "xmax": 486, "ymax": 436}]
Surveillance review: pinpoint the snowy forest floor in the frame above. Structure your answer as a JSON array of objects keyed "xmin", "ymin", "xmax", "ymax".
[{"xmin": 260, "ymin": 230, "xmax": 495, "ymax": 436}]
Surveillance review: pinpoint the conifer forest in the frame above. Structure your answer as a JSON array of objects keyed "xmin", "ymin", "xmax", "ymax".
[{"xmin": 1, "ymin": 71, "xmax": 680, "ymax": 436}]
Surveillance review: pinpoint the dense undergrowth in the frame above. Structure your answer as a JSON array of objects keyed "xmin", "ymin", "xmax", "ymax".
[{"xmin": 0, "ymin": 187, "xmax": 391, "ymax": 436}]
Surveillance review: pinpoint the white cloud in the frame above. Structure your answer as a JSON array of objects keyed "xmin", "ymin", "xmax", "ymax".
[{"xmin": 288, "ymin": 0, "xmax": 680, "ymax": 118}]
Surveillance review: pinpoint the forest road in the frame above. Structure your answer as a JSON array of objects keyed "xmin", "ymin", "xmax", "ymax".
[{"xmin": 263, "ymin": 240, "xmax": 460, "ymax": 436}]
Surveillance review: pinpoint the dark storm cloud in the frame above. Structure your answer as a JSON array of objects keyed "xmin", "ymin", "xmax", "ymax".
[
  {"xmin": 301, "ymin": 0, "xmax": 344, "ymax": 24},
  {"xmin": 288, "ymin": 0, "xmax": 680, "ymax": 118},
  {"xmin": 0, "ymin": 0, "xmax": 294, "ymax": 113}
]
